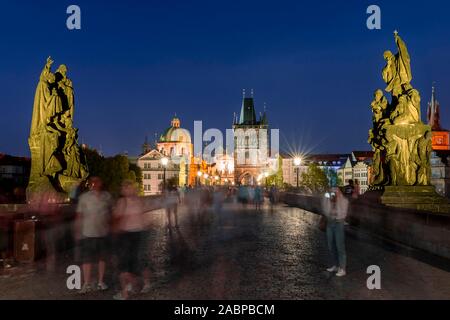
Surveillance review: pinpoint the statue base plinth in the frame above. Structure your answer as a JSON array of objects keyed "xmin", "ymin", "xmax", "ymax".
[
  {"xmin": 363, "ymin": 186, "xmax": 450, "ymax": 214},
  {"xmin": 58, "ymin": 175, "xmax": 83, "ymax": 194},
  {"xmin": 26, "ymin": 176, "xmax": 67, "ymax": 203}
]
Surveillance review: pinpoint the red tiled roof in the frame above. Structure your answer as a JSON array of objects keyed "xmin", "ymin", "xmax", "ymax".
[{"xmin": 352, "ymin": 151, "xmax": 374, "ymax": 160}]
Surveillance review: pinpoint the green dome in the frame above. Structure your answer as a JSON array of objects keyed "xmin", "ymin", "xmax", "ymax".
[
  {"xmin": 159, "ymin": 127, "xmax": 176, "ymax": 142},
  {"xmin": 159, "ymin": 127, "xmax": 191, "ymax": 143}
]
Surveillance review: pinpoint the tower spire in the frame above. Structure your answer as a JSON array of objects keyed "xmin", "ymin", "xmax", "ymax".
[
  {"xmin": 239, "ymin": 90, "xmax": 256, "ymax": 125},
  {"xmin": 142, "ymin": 135, "xmax": 151, "ymax": 155},
  {"xmin": 428, "ymin": 82, "xmax": 441, "ymax": 130}
]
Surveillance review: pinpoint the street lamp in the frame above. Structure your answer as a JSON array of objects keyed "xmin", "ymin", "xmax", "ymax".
[
  {"xmin": 161, "ymin": 157, "xmax": 169, "ymax": 192},
  {"xmin": 294, "ymin": 157, "xmax": 302, "ymax": 188}
]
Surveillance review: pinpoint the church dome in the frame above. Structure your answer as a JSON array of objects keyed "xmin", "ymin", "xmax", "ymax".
[{"xmin": 159, "ymin": 116, "xmax": 191, "ymax": 143}]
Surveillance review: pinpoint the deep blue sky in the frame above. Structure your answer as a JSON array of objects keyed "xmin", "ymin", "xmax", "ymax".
[{"xmin": 1, "ymin": 0, "xmax": 450, "ymax": 157}]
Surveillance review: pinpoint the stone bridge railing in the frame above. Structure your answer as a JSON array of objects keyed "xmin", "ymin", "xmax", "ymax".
[
  {"xmin": 281, "ymin": 192, "xmax": 450, "ymax": 261},
  {"xmin": 0, "ymin": 195, "xmax": 165, "ymax": 262}
]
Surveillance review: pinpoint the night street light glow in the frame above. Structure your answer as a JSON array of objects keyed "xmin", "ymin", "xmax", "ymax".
[{"xmin": 294, "ymin": 157, "xmax": 302, "ymax": 166}]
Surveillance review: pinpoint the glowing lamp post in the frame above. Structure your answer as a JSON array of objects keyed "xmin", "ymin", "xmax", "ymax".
[{"xmin": 293, "ymin": 157, "xmax": 302, "ymax": 188}]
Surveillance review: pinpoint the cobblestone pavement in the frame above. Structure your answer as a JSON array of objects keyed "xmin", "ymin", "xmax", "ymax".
[{"xmin": 0, "ymin": 202, "xmax": 449, "ymax": 300}]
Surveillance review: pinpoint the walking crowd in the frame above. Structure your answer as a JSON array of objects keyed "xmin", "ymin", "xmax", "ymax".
[
  {"xmin": 72, "ymin": 177, "xmax": 281, "ymax": 299},
  {"xmin": 15, "ymin": 175, "xmax": 354, "ymax": 299}
]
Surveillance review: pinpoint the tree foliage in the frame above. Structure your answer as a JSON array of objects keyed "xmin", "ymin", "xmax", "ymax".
[
  {"xmin": 266, "ymin": 155, "xmax": 284, "ymax": 187},
  {"xmin": 84, "ymin": 148, "xmax": 142, "ymax": 197},
  {"xmin": 300, "ymin": 163, "xmax": 330, "ymax": 194}
]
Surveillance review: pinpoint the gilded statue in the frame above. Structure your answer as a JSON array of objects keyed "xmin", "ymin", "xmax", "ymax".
[
  {"xmin": 369, "ymin": 32, "xmax": 432, "ymax": 188},
  {"xmin": 27, "ymin": 57, "xmax": 88, "ymax": 199}
]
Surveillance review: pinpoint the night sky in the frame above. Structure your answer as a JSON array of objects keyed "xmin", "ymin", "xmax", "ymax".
[{"xmin": 1, "ymin": 0, "xmax": 450, "ymax": 157}]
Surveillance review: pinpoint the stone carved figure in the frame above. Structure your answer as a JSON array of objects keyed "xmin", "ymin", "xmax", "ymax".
[
  {"xmin": 369, "ymin": 90, "xmax": 389, "ymax": 185},
  {"xmin": 55, "ymin": 64, "xmax": 75, "ymax": 119},
  {"xmin": 42, "ymin": 118, "xmax": 63, "ymax": 177},
  {"xmin": 27, "ymin": 57, "xmax": 88, "ymax": 199},
  {"xmin": 53, "ymin": 112, "xmax": 88, "ymax": 179},
  {"xmin": 390, "ymin": 89, "xmax": 421, "ymax": 125},
  {"xmin": 371, "ymin": 89, "xmax": 388, "ymax": 125},
  {"xmin": 382, "ymin": 31, "xmax": 413, "ymax": 97},
  {"xmin": 30, "ymin": 57, "xmax": 54, "ymax": 136},
  {"xmin": 416, "ymin": 131, "xmax": 432, "ymax": 186},
  {"xmin": 369, "ymin": 32, "xmax": 432, "ymax": 187}
]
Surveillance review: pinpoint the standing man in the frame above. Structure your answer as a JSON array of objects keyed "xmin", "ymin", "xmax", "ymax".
[
  {"xmin": 323, "ymin": 187, "xmax": 349, "ymax": 277},
  {"xmin": 75, "ymin": 176, "xmax": 113, "ymax": 293}
]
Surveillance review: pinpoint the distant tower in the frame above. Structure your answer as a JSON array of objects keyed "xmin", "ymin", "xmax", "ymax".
[
  {"xmin": 233, "ymin": 90, "xmax": 269, "ymax": 185},
  {"xmin": 427, "ymin": 85, "xmax": 441, "ymax": 131},
  {"xmin": 142, "ymin": 135, "xmax": 151, "ymax": 155}
]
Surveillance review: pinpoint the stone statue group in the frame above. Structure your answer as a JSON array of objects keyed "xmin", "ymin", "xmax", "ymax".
[
  {"xmin": 369, "ymin": 32, "xmax": 432, "ymax": 187},
  {"xmin": 28, "ymin": 56, "xmax": 88, "ymax": 198}
]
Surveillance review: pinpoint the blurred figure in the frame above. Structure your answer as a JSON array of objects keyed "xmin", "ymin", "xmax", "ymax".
[
  {"xmin": 237, "ymin": 185, "xmax": 248, "ymax": 207},
  {"xmin": 269, "ymin": 186, "xmax": 278, "ymax": 211},
  {"xmin": 178, "ymin": 184, "xmax": 187, "ymax": 204},
  {"xmin": 322, "ymin": 187, "xmax": 349, "ymax": 277},
  {"xmin": 353, "ymin": 179, "xmax": 361, "ymax": 199},
  {"xmin": 212, "ymin": 187, "xmax": 225, "ymax": 213},
  {"xmin": 75, "ymin": 176, "xmax": 113, "ymax": 293},
  {"xmin": 112, "ymin": 180, "xmax": 151, "ymax": 300},
  {"xmin": 343, "ymin": 179, "xmax": 355, "ymax": 199},
  {"xmin": 254, "ymin": 186, "xmax": 263, "ymax": 211},
  {"xmin": 248, "ymin": 186, "xmax": 255, "ymax": 205},
  {"xmin": 165, "ymin": 186, "xmax": 179, "ymax": 228},
  {"xmin": 198, "ymin": 187, "xmax": 212, "ymax": 224},
  {"xmin": 29, "ymin": 190, "xmax": 61, "ymax": 272}
]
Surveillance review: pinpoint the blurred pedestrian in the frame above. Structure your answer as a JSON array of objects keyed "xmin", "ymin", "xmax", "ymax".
[
  {"xmin": 269, "ymin": 186, "xmax": 278, "ymax": 211},
  {"xmin": 165, "ymin": 186, "xmax": 179, "ymax": 228},
  {"xmin": 112, "ymin": 180, "xmax": 151, "ymax": 300},
  {"xmin": 254, "ymin": 186, "xmax": 263, "ymax": 211},
  {"xmin": 30, "ymin": 190, "xmax": 61, "ymax": 272},
  {"xmin": 238, "ymin": 185, "xmax": 248, "ymax": 207},
  {"xmin": 75, "ymin": 176, "xmax": 113, "ymax": 293},
  {"xmin": 248, "ymin": 186, "xmax": 255, "ymax": 205},
  {"xmin": 353, "ymin": 179, "xmax": 361, "ymax": 199},
  {"xmin": 343, "ymin": 179, "xmax": 355, "ymax": 199},
  {"xmin": 322, "ymin": 187, "xmax": 349, "ymax": 277},
  {"xmin": 212, "ymin": 187, "xmax": 225, "ymax": 213},
  {"xmin": 179, "ymin": 185, "xmax": 187, "ymax": 204}
]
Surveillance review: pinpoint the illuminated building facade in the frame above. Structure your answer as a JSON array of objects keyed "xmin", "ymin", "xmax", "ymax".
[{"xmin": 427, "ymin": 86, "xmax": 450, "ymax": 197}]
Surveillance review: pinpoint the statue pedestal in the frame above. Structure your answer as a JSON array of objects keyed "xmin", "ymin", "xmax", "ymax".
[
  {"xmin": 383, "ymin": 123, "xmax": 431, "ymax": 186},
  {"xmin": 363, "ymin": 186, "xmax": 450, "ymax": 214}
]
